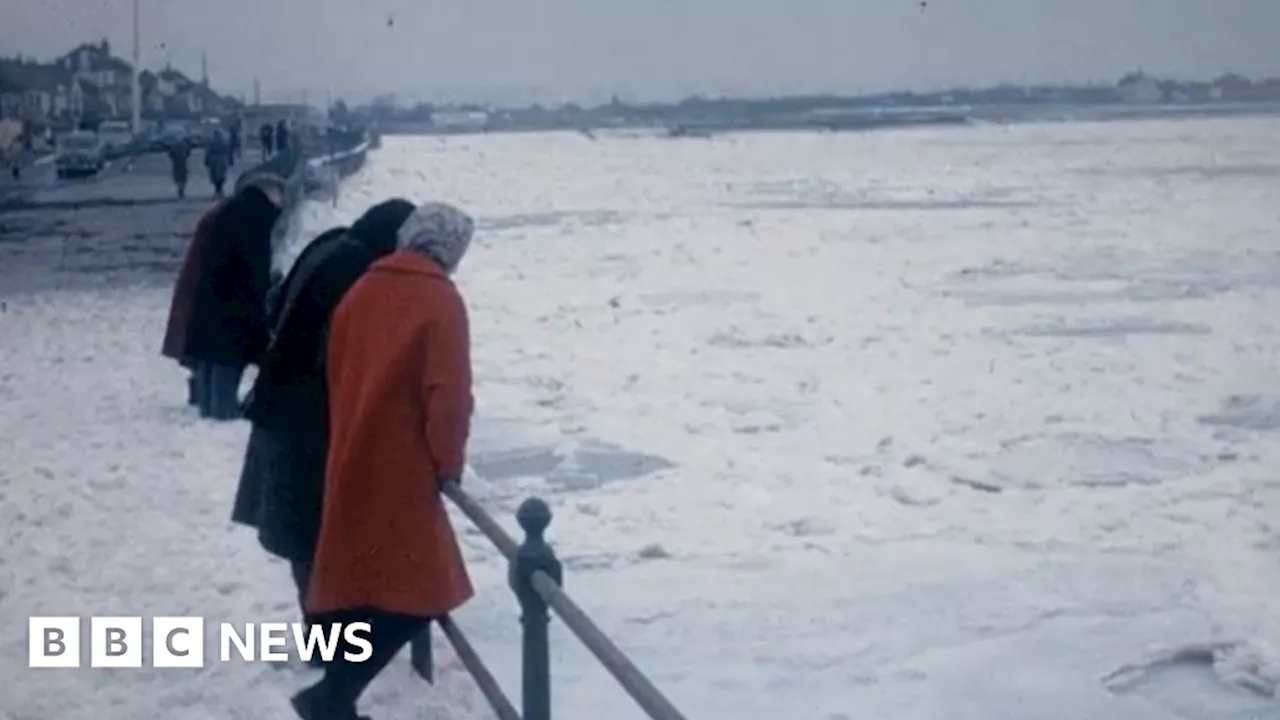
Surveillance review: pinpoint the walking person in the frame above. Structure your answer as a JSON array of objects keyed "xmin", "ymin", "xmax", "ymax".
[
  {"xmin": 276, "ymin": 119, "xmax": 290, "ymax": 155},
  {"xmin": 231, "ymin": 200, "xmax": 416, "ymax": 659},
  {"xmin": 261, "ymin": 123, "xmax": 275, "ymax": 158},
  {"xmin": 291, "ymin": 203, "xmax": 476, "ymax": 720},
  {"xmin": 228, "ymin": 118, "xmax": 242, "ymax": 165},
  {"xmin": 168, "ymin": 139, "xmax": 192, "ymax": 199},
  {"xmin": 205, "ymin": 131, "xmax": 232, "ymax": 197},
  {"xmin": 180, "ymin": 174, "xmax": 287, "ymax": 419}
]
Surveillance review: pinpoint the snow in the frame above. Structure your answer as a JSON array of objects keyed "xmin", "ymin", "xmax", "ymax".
[{"xmin": 4, "ymin": 116, "xmax": 1280, "ymax": 719}]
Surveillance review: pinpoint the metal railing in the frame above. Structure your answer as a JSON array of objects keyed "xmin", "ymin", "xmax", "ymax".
[
  {"xmin": 254, "ymin": 130, "xmax": 374, "ymax": 259},
  {"xmin": 410, "ymin": 482, "xmax": 690, "ymax": 720}
]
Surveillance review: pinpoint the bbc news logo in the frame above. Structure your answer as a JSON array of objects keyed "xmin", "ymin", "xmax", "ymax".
[{"xmin": 29, "ymin": 617, "xmax": 372, "ymax": 668}]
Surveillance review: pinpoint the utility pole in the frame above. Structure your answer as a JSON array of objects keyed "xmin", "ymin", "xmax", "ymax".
[
  {"xmin": 253, "ymin": 77, "xmax": 261, "ymax": 106},
  {"xmin": 131, "ymin": 0, "xmax": 141, "ymax": 133}
]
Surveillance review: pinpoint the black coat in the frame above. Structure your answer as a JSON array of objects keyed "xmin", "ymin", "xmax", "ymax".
[
  {"xmin": 231, "ymin": 198, "xmax": 414, "ymax": 563},
  {"xmin": 182, "ymin": 186, "xmax": 280, "ymax": 367}
]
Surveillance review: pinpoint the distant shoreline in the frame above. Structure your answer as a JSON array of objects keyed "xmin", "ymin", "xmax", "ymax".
[{"xmin": 377, "ymin": 100, "xmax": 1280, "ymax": 137}]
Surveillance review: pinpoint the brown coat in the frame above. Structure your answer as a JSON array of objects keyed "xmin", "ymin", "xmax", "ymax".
[
  {"xmin": 161, "ymin": 201, "xmax": 225, "ymax": 366},
  {"xmin": 306, "ymin": 250, "xmax": 474, "ymax": 617}
]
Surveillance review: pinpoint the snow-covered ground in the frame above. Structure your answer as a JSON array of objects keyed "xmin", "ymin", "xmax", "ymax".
[{"xmin": 4, "ymin": 116, "xmax": 1280, "ymax": 720}]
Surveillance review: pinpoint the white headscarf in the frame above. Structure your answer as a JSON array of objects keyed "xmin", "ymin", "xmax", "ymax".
[{"xmin": 396, "ymin": 202, "xmax": 475, "ymax": 274}]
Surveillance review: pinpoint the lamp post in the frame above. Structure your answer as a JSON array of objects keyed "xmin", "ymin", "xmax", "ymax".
[{"xmin": 131, "ymin": 0, "xmax": 141, "ymax": 134}]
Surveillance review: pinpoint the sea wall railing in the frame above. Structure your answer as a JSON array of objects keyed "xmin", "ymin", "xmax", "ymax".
[
  {"xmin": 253, "ymin": 128, "xmax": 374, "ymax": 262},
  {"xmin": 409, "ymin": 481, "xmax": 690, "ymax": 720}
]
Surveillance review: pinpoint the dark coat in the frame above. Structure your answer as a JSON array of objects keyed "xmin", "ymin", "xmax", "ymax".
[
  {"xmin": 232, "ymin": 199, "xmax": 415, "ymax": 563},
  {"xmin": 181, "ymin": 186, "xmax": 280, "ymax": 367},
  {"xmin": 169, "ymin": 145, "xmax": 191, "ymax": 184},
  {"xmin": 229, "ymin": 226, "xmax": 350, "ymax": 539},
  {"xmin": 205, "ymin": 143, "xmax": 231, "ymax": 184},
  {"xmin": 161, "ymin": 201, "xmax": 227, "ymax": 367}
]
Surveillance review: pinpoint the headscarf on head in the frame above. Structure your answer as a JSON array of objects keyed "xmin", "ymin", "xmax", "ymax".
[
  {"xmin": 349, "ymin": 198, "xmax": 415, "ymax": 257},
  {"xmin": 235, "ymin": 170, "xmax": 286, "ymax": 196},
  {"xmin": 396, "ymin": 202, "xmax": 475, "ymax": 275}
]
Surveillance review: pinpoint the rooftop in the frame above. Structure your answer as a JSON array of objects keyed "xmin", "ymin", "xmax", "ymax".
[{"xmin": 0, "ymin": 59, "xmax": 73, "ymax": 93}]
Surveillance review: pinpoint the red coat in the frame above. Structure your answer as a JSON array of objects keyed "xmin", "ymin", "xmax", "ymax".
[
  {"xmin": 161, "ymin": 201, "xmax": 226, "ymax": 366},
  {"xmin": 306, "ymin": 250, "xmax": 475, "ymax": 617}
]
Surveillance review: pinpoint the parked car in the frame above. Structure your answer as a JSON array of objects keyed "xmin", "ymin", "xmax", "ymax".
[
  {"xmin": 55, "ymin": 132, "xmax": 106, "ymax": 178},
  {"xmin": 196, "ymin": 117, "xmax": 224, "ymax": 146},
  {"xmin": 97, "ymin": 120, "xmax": 134, "ymax": 158},
  {"xmin": 159, "ymin": 123, "xmax": 196, "ymax": 150}
]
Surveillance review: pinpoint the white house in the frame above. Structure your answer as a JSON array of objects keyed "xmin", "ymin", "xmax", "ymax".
[
  {"xmin": 1117, "ymin": 72, "xmax": 1163, "ymax": 103},
  {"xmin": 432, "ymin": 110, "xmax": 488, "ymax": 131}
]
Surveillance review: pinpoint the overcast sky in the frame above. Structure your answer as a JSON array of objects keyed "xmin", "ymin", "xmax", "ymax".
[{"xmin": 4, "ymin": 0, "xmax": 1279, "ymax": 105}]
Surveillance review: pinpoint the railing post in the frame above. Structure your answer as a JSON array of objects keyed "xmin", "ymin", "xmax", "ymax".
[{"xmin": 510, "ymin": 497, "xmax": 562, "ymax": 720}]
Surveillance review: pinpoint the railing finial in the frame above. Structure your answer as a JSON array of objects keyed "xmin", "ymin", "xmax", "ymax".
[
  {"xmin": 511, "ymin": 496, "xmax": 561, "ymax": 720},
  {"xmin": 516, "ymin": 497, "xmax": 552, "ymax": 540}
]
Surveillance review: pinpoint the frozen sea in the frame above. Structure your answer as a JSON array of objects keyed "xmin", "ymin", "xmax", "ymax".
[{"xmin": 3, "ymin": 116, "xmax": 1280, "ymax": 720}]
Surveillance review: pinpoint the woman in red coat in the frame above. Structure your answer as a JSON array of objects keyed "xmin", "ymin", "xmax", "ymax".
[{"xmin": 292, "ymin": 202, "xmax": 476, "ymax": 720}]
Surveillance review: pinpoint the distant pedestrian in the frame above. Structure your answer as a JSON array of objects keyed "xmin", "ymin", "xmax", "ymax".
[
  {"xmin": 228, "ymin": 122, "xmax": 241, "ymax": 165},
  {"xmin": 178, "ymin": 174, "xmax": 286, "ymax": 419},
  {"xmin": 232, "ymin": 200, "xmax": 416, "ymax": 658},
  {"xmin": 261, "ymin": 123, "xmax": 275, "ymax": 158},
  {"xmin": 291, "ymin": 203, "xmax": 476, "ymax": 720},
  {"xmin": 168, "ymin": 140, "xmax": 192, "ymax": 199},
  {"xmin": 5, "ymin": 143, "xmax": 18, "ymax": 181},
  {"xmin": 205, "ymin": 131, "xmax": 232, "ymax": 197},
  {"xmin": 276, "ymin": 119, "xmax": 290, "ymax": 154}
]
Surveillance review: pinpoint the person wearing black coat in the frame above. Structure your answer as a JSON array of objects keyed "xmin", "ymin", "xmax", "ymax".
[
  {"xmin": 182, "ymin": 175, "xmax": 286, "ymax": 419},
  {"xmin": 261, "ymin": 123, "xmax": 275, "ymax": 157},
  {"xmin": 276, "ymin": 119, "xmax": 290, "ymax": 153},
  {"xmin": 231, "ymin": 198, "xmax": 416, "ymax": 639}
]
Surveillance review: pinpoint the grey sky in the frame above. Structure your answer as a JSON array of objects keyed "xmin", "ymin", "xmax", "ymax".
[{"xmin": 4, "ymin": 0, "xmax": 1278, "ymax": 105}]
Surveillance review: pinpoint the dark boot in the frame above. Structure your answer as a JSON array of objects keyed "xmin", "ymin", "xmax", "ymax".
[
  {"xmin": 289, "ymin": 684, "xmax": 329, "ymax": 720},
  {"xmin": 290, "ymin": 683, "xmax": 366, "ymax": 720},
  {"xmin": 203, "ymin": 363, "xmax": 245, "ymax": 420}
]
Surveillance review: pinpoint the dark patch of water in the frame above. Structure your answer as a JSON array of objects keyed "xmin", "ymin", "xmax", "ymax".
[
  {"xmin": 1104, "ymin": 643, "xmax": 1276, "ymax": 719},
  {"xmin": 470, "ymin": 439, "xmax": 675, "ymax": 492},
  {"xmin": 1198, "ymin": 395, "xmax": 1280, "ymax": 432}
]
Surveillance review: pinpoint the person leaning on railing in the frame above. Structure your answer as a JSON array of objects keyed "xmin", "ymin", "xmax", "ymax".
[
  {"xmin": 290, "ymin": 202, "xmax": 477, "ymax": 720},
  {"xmin": 231, "ymin": 199, "xmax": 417, "ymax": 665}
]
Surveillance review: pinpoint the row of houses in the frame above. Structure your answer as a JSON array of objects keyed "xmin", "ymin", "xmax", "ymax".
[
  {"xmin": 1115, "ymin": 72, "xmax": 1280, "ymax": 104},
  {"xmin": 0, "ymin": 39, "xmax": 236, "ymax": 128}
]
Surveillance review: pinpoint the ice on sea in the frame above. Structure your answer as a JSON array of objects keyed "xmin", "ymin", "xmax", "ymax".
[{"xmin": 4, "ymin": 116, "xmax": 1280, "ymax": 719}]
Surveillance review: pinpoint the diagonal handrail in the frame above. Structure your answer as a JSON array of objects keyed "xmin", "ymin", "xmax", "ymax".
[
  {"xmin": 427, "ymin": 481, "xmax": 690, "ymax": 720},
  {"xmin": 442, "ymin": 482, "xmax": 518, "ymax": 560},
  {"xmin": 436, "ymin": 616, "xmax": 521, "ymax": 720}
]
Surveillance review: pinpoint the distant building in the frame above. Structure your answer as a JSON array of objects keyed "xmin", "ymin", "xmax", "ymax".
[
  {"xmin": 58, "ymin": 39, "xmax": 133, "ymax": 118},
  {"xmin": 155, "ymin": 67, "xmax": 205, "ymax": 117},
  {"xmin": 1, "ymin": 39, "xmax": 235, "ymax": 129},
  {"xmin": 243, "ymin": 103, "xmax": 324, "ymax": 125},
  {"xmin": 431, "ymin": 110, "xmax": 488, "ymax": 131},
  {"xmin": 0, "ymin": 59, "xmax": 82, "ymax": 123},
  {"xmin": 1117, "ymin": 72, "xmax": 1163, "ymax": 103}
]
